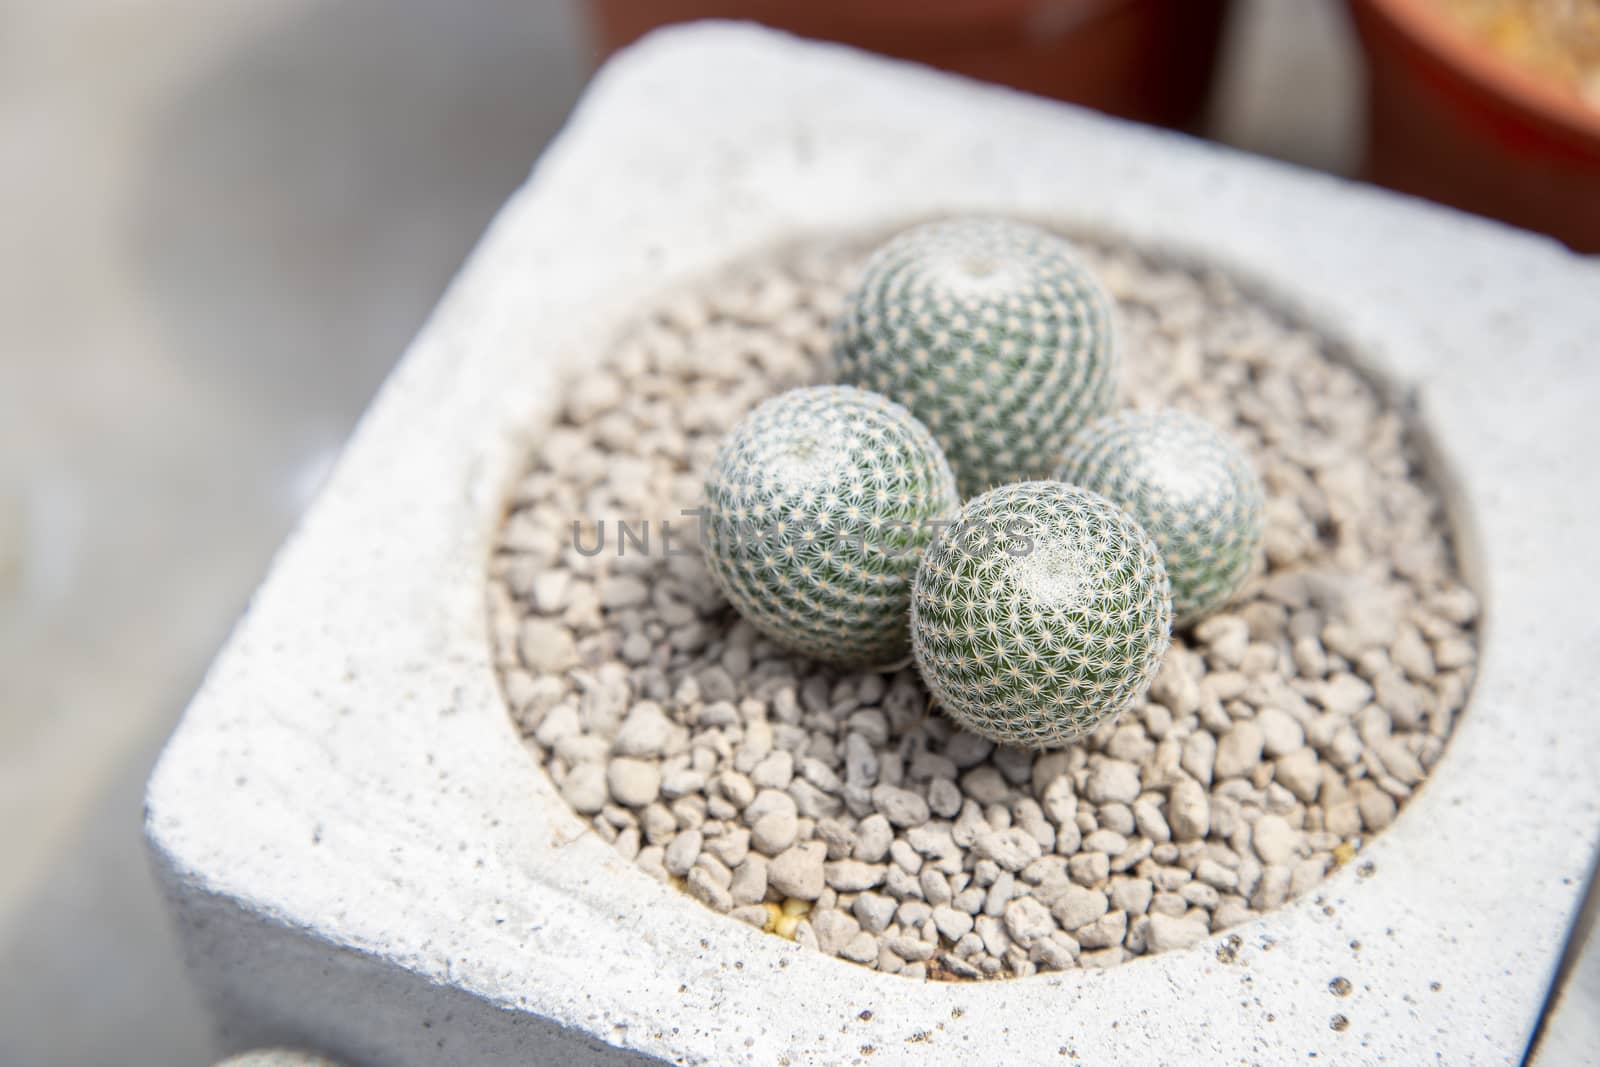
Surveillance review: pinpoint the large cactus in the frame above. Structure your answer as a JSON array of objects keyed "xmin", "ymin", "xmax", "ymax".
[
  {"xmin": 911, "ymin": 481, "xmax": 1171, "ymax": 748},
  {"xmin": 1056, "ymin": 409, "xmax": 1264, "ymax": 627},
  {"xmin": 702, "ymin": 385, "xmax": 960, "ymax": 666},
  {"xmin": 834, "ymin": 218, "xmax": 1117, "ymax": 498}
]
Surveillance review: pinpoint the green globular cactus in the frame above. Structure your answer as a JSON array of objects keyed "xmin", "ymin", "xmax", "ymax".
[
  {"xmin": 1055, "ymin": 409, "xmax": 1264, "ymax": 627},
  {"xmin": 702, "ymin": 385, "xmax": 960, "ymax": 667},
  {"xmin": 911, "ymin": 481, "xmax": 1171, "ymax": 748},
  {"xmin": 834, "ymin": 218, "xmax": 1117, "ymax": 498}
]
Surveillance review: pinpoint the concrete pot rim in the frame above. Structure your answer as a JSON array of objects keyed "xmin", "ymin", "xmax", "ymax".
[{"xmin": 147, "ymin": 22, "xmax": 1600, "ymax": 1066}]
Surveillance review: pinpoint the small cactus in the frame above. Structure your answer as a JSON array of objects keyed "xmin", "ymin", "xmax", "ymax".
[
  {"xmin": 1055, "ymin": 409, "xmax": 1264, "ymax": 626},
  {"xmin": 911, "ymin": 481, "xmax": 1171, "ymax": 748},
  {"xmin": 834, "ymin": 218, "xmax": 1117, "ymax": 498},
  {"xmin": 702, "ymin": 385, "xmax": 960, "ymax": 666}
]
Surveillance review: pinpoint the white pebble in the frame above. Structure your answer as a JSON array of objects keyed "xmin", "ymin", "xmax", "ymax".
[
  {"xmin": 886, "ymin": 935, "xmax": 935, "ymax": 962},
  {"xmin": 612, "ymin": 702, "xmax": 672, "ymax": 757},
  {"xmin": 730, "ymin": 857, "xmax": 767, "ymax": 905},
  {"xmin": 664, "ymin": 830, "xmax": 702, "ymax": 876},
  {"xmin": 1086, "ymin": 759, "xmax": 1142, "ymax": 805},
  {"xmin": 560, "ymin": 763, "xmax": 607, "ymax": 814},
  {"xmin": 825, "ymin": 861, "xmax": 886, "ymax": 892},
  {"xmin": 1318, "ymin": 674, "xmax": 1374, "ymax": 716},
  {"xmin": 1290, "ymin": 855, "xmax": 1331, "ymax": 897},
  {"xmin": 871, "ymin": 784, "xmax": 930, "ymax": 828},
  {"xmin": 1075, "ymin": 911, "xmax": 1128, "ymax": 950},
  {"xmin": 932, "ymin": 906, "xmax": 975, "ymax": 941},
  {"xmin": 1377, "ymin": 738, "xmax": 1425, "ymax": 785},
  {"xmin": 1256, "ymin": 707, "xmax": 1305, "ymax": 758},
  {"xmin": 1355, "ymin": 779, "xmax": 1397, "ymax": 830},
  {"xmin": 751, "ymin": 810, "xmax": 799, "ymax": 855},
  {"xmin": 959, "ymin": 766, "xmax": 1010, "ymax": 805},
  {"xmin": 749, "ymin": 750, "xmax": 794, "ymax": 789},
  {"xmin": 1051, "ymin": 885, "xmax": 1109, "ymax": 930},
  {"xmin": 1169, "ymin": 779, "xmax": 1211, "ymax": 841},
  {"xmin": 853, "ymin": 814, "xmax": 892, "ymax": 862},
  {"xmin": 607, "ymin": 758, "xmax": 661, "ymax": 807},
  {"xmin": 1274, "ymin": 748, "xmax": 1322, "ymax": 803},
  {"xmin": 920, "ymin": 869, "xmax": 953, "ymax": 906},
  {"xmin": 1214, "ymin": 722, "xmax": 1264, "ymax": 779},
  {"xmin": 768, "ymin": 843, "xmax": 826, "ymax": 900},
  {"xmin": 686, "ymin": 867, "xmax": 733, "ymax": 912},
  {"xmin": 1251, "ymin": 814, "xmax": 1299, "ymax": 866},
  {"xmin": 705, "ymin": 828, "xmax": 749, "ymax": 868},
  {"xmin": 854, "ymin": 892, "xmax": 897, "ymax": 934},
  {"xmin": 928, "ymin": 777, "xmax": 963, "ymax": 818},
  {"xmin": 973, "ymin": 828, "xmax": 1042, "ymax": 872},
  {"xmin": 1252, "ymin": 865, "xmax": 1291, "ymax": 910},
  {"xmin": 1196, "ymin": 615, "xmax": 1250, "ymax": 667},
  {"xmin": 599, "ymin": 575, "xmax": 649, "ymax": 609},
  {"xmin": 1069, "ymin": 852, "xmax": 1111, "ymax": 885},
  {"xmin": 1145, "ymin": 912, "xmax": 1209, "ymax": 952},
  {"xmin": 1003, "ymin": 897, "xmax": 1055, "ymax": 948},
  {"xmin": 838, "ymin": 934, "xmax": 876, "ymax": 966},
  {"xmin": 518, "ymin": 619, "xmax": 577, "ymax": 674},
  {"xmin": 1181, "ymin": 732, "xmax": 1217, "ymax": 787},
  {"xmin": 811, "ymin": 908, "xmax": 861, "ymax": 955},
  {"xmin": 1109, "ymin": 876, "xmax": 1153, "ymax": 915}
]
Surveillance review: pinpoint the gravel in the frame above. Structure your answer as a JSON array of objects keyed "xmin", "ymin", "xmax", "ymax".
[
  {"xmin": 490, "ymin": 236, "xmax": 1480, "ymax": 979},
  {"xmin": 769, "ymin": 843, "xmax": 827, "ymax": 900}
]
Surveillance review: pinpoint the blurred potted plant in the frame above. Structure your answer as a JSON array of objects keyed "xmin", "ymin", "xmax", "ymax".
[
  {"xmin": 586, "ymin": 0, "xmax": 1232, "ymax": 130},
  {"xmin": 1347, "ymin": 0, "xmax": 1600, "ymax": 251}
]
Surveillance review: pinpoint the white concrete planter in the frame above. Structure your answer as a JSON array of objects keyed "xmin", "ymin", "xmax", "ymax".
[{"xmin": 146, "ymin": 24, "xmax": 1600, "ymax": 1067}]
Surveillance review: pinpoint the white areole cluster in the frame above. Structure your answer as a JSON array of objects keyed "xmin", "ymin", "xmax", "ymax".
[
  {"xmin": 835, "ymin": 218, "xmax": 1117, "ymax": 498},
  {"xmin": 701, "ymin": 384, "xmax": 960, "ymax": 666}
]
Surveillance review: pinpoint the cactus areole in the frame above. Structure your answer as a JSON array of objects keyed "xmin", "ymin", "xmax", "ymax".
[
  {"xmin": 911, "ymin": 481, "xmax": 1172, "ymax": 748},
  {"xmin": 1056, "ymin": 408, "xmax": 1264, "ymax": 627},
  {"xmin": 835, "ymin": 218, "xmax": 1117, "ymax": 498},
  {"xmin": 702, "ymin": 385, "xmax": 960, "ymax": 667}
]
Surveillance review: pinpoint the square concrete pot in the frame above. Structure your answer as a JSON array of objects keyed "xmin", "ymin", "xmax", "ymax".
[{"xmin": 146, "ymin": 23, "xmax": 1600, "ymax": 1067}]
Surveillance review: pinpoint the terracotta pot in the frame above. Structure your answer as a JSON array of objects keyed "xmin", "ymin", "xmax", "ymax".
[
  {"xmin": 586, "ymin": 0, "xmax": 1232, "ymax": 130},
  {"xmin": 1347, "ymin": 0, "xmax": 1600, "ymax": 251}
]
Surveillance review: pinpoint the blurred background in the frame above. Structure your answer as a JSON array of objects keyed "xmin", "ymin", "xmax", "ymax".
[{"xmin": 0, "ymin": 1, "xmax": 1594, "ymax": 1064}]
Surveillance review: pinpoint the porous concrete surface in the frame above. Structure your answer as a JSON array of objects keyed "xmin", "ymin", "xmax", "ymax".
[
  {"xmin": 491, "ymin": 237, "xmax": 1478, "ymax": 980},
  {"xmin": 146, "ymin": 24, "xmax": 1600, "ymax": 1067}
]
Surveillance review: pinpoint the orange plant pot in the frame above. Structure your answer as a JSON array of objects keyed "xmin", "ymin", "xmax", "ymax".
[
  {"xmin": 1347, "ymin": 0, "xmax": 1600, "ymax": 251},
  {"xmin": 586, "ymin": 0, "xmax": 1232, "ymax": 130}
]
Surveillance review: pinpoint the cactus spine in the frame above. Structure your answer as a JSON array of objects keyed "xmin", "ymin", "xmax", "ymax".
[
  {"xmin": 702, "ymin": 385, "xmax": 959, "ymax": 666},
  {"xmin": 1056, "ymin": 409, "xmax": 1264, "ymax": 627},
  {"xmin": 911, "ymin": 481, "xmax": 1171, "ymax": 747},
  {"xmin": 835, "ymin": 218, "xmax": 1117, "ymax": 498}
]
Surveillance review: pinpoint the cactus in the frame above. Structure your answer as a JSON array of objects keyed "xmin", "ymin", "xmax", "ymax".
[
  {"xmin": 1055, "ymin": 409, "xmax": 1264, "ymax": 627},
  {"xmin": 911, "ymin": 481, "xmax": 1171, "ymax": 748},
  {"xmin": 834, "ymin": 218, "xmax": 1117, "ymax": 498},
  {"xmin": 702, "ymin": 385, "xmax": 960, "ymax": 666}
]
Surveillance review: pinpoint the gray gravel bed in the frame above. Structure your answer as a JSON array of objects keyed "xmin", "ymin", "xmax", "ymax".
[{"xmin": 487, "ymin": 235, "xmax": 1478, "ymax": 979}]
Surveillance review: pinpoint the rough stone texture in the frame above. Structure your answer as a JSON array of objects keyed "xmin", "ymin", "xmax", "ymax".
[
  {"xmin": 145, "ymin": 25, "xmax": 1600, "ymax": 1067},
  {"xmin": 498, "ymin": 199, "xmax": 1483, "ymax": 983}
]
